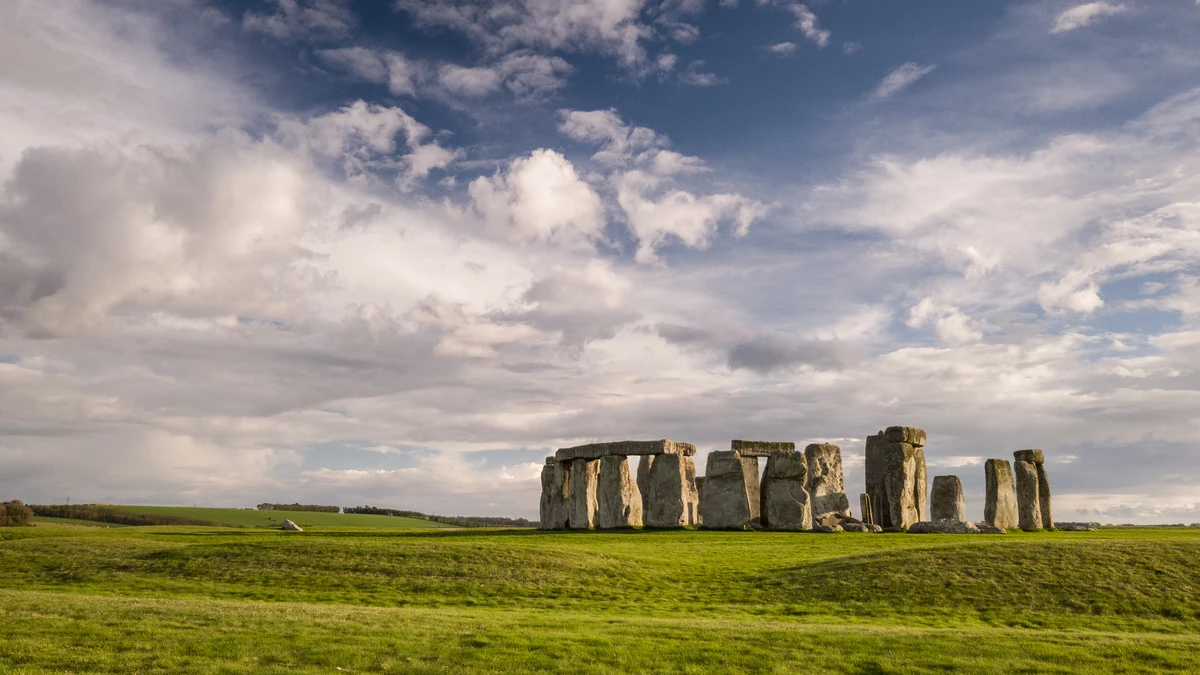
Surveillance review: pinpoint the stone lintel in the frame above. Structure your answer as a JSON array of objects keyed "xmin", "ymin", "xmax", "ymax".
[
  {"xmin": 555, "ymin": 439, "xmax": 696, "ymax": 462},
  {"xmin": 884, "ymin": 426, "xmax": 926, "ymax": 447},
  {"xmin": 1013, "ymin": 449, "xmax": 1044, "ymax": 464},
  {"xmin": 545, "ymin": 456, "xmax": 556, "ymax": 466},
  {"xmin": 731, "ymin": 440, "xmax": 795, "ymax": 457}
]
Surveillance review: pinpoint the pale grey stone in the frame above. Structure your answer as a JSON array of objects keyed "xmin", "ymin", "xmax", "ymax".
[
  {"xmin": 814, "ymin": 524, "xmax": 843, "ymax": 533},
  {"xmin": 281, "ymin": 519, "xmax": 302, "ymax": 531},
  {"xmin": 644, "ymin": 453, "xmax": 700, "ymax": 527},
  {"xmin": 908, "ymin": 519, "xmax": 980, "ymax": 534},
  {"xmin": 884, "ymin": 426, "xmax": 926, "ymax": 447},
  {"xmin": 761, "ymin": 450, "xmax": 811, "ymax": 530},
  {"xmin": 731, "ymin": 440, "xmax": 795, "ymax": 457},
  {"xmin": 882, "ymin": 442, "xmax": 925, "ymax": 529},
  {"xmin": 859, "ymin": 493, "xmax": 874, "ymax": 526},
  {"xmin": 740, "ymin": 455, "xmax": 761, "ymax": 524},
  {"xmin": 984, "ymin": 459, "xmax": 1019, "ymax": 531},
  {"xmin": 841, "ymin": 522, "xmax": 882, "ymax": 533},
  {"xmin": 973, "ymin": 522, "xmax": 1006, "ymax": 534},
  {"xmin": 597, "ymin": 455, "xmax": 642, "ymax": 529},
  {"xmin": 914, "ymin": 447, "xmax": 928, "ymax": 522},
  {"xmin": 567, "ymin": 459, "xmax": 600, "ymax": 529},
  {"xmin": 636, "ymin": 454, "xmax": 655, "ymax": 516},
  {"xmin": 700, "ymin": 451, "xmax": 751, "ymax": 529},
  {"xmin": 556, "ymin": 440, "xmax": 696, "ymax": 462},
  {"xmin": 930, "ymin": 475, "xmax": 966, "ymax": 522},
  {"xmin": 538, "ymin": 460, "xmax": 570, "ymax": 530},
  {"xmin": 1036, "ymin": 463, "xmax": 1054, "ymax": 530},
  {"xmin": 1013, "ymin": 449, "xmax": 1045, "ymax": 464},
  {"xmin": 1056, "ymin": 522, "xmax": 1100, "ymax": 532},
  {"xmin": 805, "ymin": 443, "xmax": 851, "ymax": 520},
  {"xmin": 1014, "ymin": 460, "xmax": 1042, "ymax": 531}
]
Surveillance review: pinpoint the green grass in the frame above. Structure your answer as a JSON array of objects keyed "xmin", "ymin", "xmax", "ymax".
[
  {"xmin": 31, "ymin": 516, "xmax": 129, "ymax": 528},
  {"xmin": 114, "ymin": 505, "xmax": 450, "ymax": 529},
  {"xmin": 2, "ymin": 526, "xmax": 1199, "ymax": 673}
]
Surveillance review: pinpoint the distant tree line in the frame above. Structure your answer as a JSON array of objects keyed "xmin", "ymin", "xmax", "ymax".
[
  {"xmin": 1, "ymin": 500, "xmax": 33, "ymax": 527},
  {"xmin": 344, "ymin": 505, "xmax": 534, "ymax": 528},
  {"xmin": 256, "ymin": 503, "xmax": 340, "ymax": 513},
  {"xmin": 30, "ymin": 504, "xmax": 224, "ymax": 527}
]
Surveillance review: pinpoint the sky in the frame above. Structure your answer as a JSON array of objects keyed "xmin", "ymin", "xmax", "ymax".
[{"xmin": 2, "ymin": 0, "xmax": 1199, "ymax": 524}]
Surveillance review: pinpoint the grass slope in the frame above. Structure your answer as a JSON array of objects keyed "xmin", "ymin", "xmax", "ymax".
[
  {"xmin": 1, "ymin": 526, "xmax": 1198, "ymax": 673},
  {"xmin": 115, "ymin": 505, "xmax": 450, "ymax": 529}
]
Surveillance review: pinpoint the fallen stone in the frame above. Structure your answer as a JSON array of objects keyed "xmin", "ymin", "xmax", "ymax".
[
  {"xmin": 930, "ymin": 475, "xmax": 966, "ymax": 522},
  {"xmin": 700, "ymin": 451, "xmax": 752, "ymax": 529},
  {"xmin": 1056, "ymin": 522, "xmax": 1100, "ymax": 532},
  {"xmin": 814, "ymin": 524, "xmax": 843, "ymax": 533},
  {"xmin": 1035, "ymin": 462, "xmax": 1054, "ymax": 530},
  {"xmin": 805, "ymin": 443, "xmax": 851, "ymax": 520},
  {"xmin": 731, "ymin": 440, "xmax": 795, "ymax": 457},
  {"xmin": 1013, "ymin": 448, "xmax": 1045, "ymax": 464},
  {"xmin": 568, "ymin": 459, "xmax": 600, "ymax": 529},
  {"xmin": 644, "ymin": 453, "xmax": 700, "ymax": 528},
  {"xmin": 556, "ymin": 440, "xmax": 697, "ymax": 462},
  {"xmin": 884, "ymin": 426, "xmax": 926, "ymax": 447},
  {"xmin": 761, "ymin": 452, "xmax": 812, "ymax": 531},
  {"xmin": 1014, "ymin": 460, "xmax": 1042, "ymax": 531},
  {"xmin": 597, "ymin": 455, "xmax": 642, "ymax": 529},
  {"xmin": 281, "ymin": 519, "xmax": 302, "ymax": 531},
  {"xmin": 984, "ymin": 459, "xmax": 1019, "ymax": 530},
  {"xmin": 539, "ymin": 460, "xmax": 570, "ymax": 529},
  {"xmin": 908, "ymin": 519, "xmax": 980, "ymax": 535},
  {"xmin": 815, "ymin": 511, "xmax": 861, "ymax": 528},
  {"xmin": 841, "ymin": 522, "xmax": 882, "ymax": 533},
  {"xmin": 973, "ymin": 522, "xmax": 1007, "ymax": 534}
]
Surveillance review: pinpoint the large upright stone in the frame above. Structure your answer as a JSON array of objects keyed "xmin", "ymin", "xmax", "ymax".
[
  {"xmin": 761, "ymin": 450, "xmax": 811, "ymax": 530},
  {"xmin": 539, "ymin": 459, "xmax": 570, "ymax": 529},
  {"xmin": 700, "ymin": 451, "xmax": 751, "ymax": 529},
  {"xmin": 859, "ymin": 493, "xmax": 874, "ymax": 526},
  {"xmin": 930, "ymin": 475, "xmax": 966, "ymax": 522},
  {"xmin": 864, "ymin": 432, "xmax": 886, "ymax": 527},
  {"xmin": 644, "ymin": 453, "xmax": 700, "ymax": 527},
  {"xmin": 1014, "ymin": 460, "xmax": 1042, "ymax": 531},
  {"xmin": 567, "ymin": 459, "xmax": 600, "ymax": 529},
  {"xmin": 1036, "ymin": 463, "xmax": 1054, "ymax": 530},
  {"xmin": 636, "ymin": 454, "xmax": 655, "ymax": 516},
  {"xmin": 597, "ymin": 455, "xmax": 642, "ymax": 528},
  {"xmin": 805, "ymin": 443, "xmax": 851, "ymax": 519},
  {"xmin": 883, "ymin": 442, "xmax": 925, "ymax": 529},
  {"xmin": 740, "ymin": 455, "xmax": 761, "ymax": 524},
  {"xmin": 984, "ymin": 459, "xmax": 1018, "ymax": 530}
]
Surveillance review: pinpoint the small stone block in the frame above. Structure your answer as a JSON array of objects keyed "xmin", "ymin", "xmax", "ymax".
[
  {"xmin": 884, "ymin": 426, "xmax": 926, "ymax": 447},
  {"xmin": 1014, "ymin": 449, "xmax": 1044, "ymax": 464},
  {"xmin": 731, "ymin": 440, "xmax": 796, "ymax": 457}
]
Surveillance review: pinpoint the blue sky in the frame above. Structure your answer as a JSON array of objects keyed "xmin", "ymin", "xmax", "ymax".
[{"xmin": 2, "ymin": 0, "xmax": 1199, "ymax": 522}]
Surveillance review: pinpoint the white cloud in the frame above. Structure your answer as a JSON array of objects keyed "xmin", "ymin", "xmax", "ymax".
[
  {"xmin": 768, "ymin": 42, "xmax": 797, "ymax": 56},
  {"xmin": 872, "ymin": 62, "xmax": 937, "ymax": 100},
  {"xmin": 243, "ymin": 0, "xmax": 356, "ymax": 41},
  {"xmin": 679, "ymin": 60, "xmax": 725, "ymax": 87},
  {"xmin": 1051, "ymin": 2, "xmax": 1128, "ymax": 34},
  {"xmin": 438, "ymin": 64, "xmax": 504, "ymax": 97},
  {"xmin": 468, "ymin": 149, "xmax": 607, "ymax": 247},
  {"xmin": 906, "ymin": 298, "xmax": 984, "ymax": 346},
  {"xmin": 789, "ymin": 3, "xmax": 830, "ymax": 48}
]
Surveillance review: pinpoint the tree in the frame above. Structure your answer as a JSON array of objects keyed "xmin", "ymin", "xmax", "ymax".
[{"xmin": 0, "ymin": 500, "xmax": 33, "ymax": 527}]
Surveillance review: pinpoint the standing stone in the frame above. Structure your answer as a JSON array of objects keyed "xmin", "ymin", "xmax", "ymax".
[
  {"xmin": 984, "ymin": 459, "xmax": 1018, "ymax": 530},
  {"xmin": 740, "ymin": 455, "xmax": 761, "ymax": 524},
  {"xmin": 883, "ymin": 442, "xmax": 922, "ymax": 529},
  {"xmin": 281, "ymin": 519, "xmax": 303, "ymax": 531},
  {"xmin": 597, "ymin": 455, "xmax": 642, "ymax": 529},
  {"xmin": 644, "ymin": 453, "xmax": 700, "ymax": 527},
  {"xmin": 930, "ymin": 475, "xmax": 966, "ymax": 522},
  {"xmin": 866, "ymin": 427, "xmax": 927, "ymax": 529},
  {"xmin": 567, "ymin": 459, "xmax": 600, "ymax": 529},
  {"xmin": 1014, "ymin": 460, "xmax": 1042, "ymax": 531},
  {"xmin": 539, "ymin": 459, "xmax": 570, "ymax": 529},
  {"xmin": 636, "ymin": 454, "xmax": 655, "ymax": 518},
  {"xmin": 914, "ymin": 448, "xmax": 928, "ymax": 522},
  {"xmin": 859, "ymin": 493, "xmax": 873, "ymax": 526},
  {"xmin": 864, "ymin": 432, "xmax": 886, "ymax": 528},
  {"xmin": 761, "ymin": 450, "xmax": 812, "ymax": 530},
  {"xmin": 805, "ymin": 443, "xmax": 851, "ymax": 519},
  {"xmin": 700, "ymin": 451, "xmax": 752, "ymax": 529},
  {"xmin": 1035, "ymin": 463, "xmax": 1054, "ymax": 530}
]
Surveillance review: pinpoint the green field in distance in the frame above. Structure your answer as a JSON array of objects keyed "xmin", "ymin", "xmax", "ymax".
[{"xmin": 38, "ymin": 505, "xmax": 452, "ymax": 529}]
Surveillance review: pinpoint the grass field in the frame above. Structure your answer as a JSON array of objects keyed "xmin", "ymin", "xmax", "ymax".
[
  {"xmin": 2, "ymin": 524, "xmax": 1199, "ymax": 673},
  {"xmin": 115, "ymin": 505, "xmax": 450, "ymax": 529}
]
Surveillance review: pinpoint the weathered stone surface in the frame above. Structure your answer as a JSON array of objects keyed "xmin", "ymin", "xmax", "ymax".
[
  {"xmin": 815, "ymin": 512, "xmax": 861, "ymax": 528},
  {"xmin": 539, "ymin": 460, "xmax": 570, "ymax": 530},
  {"xmin": 841, "ymin": 522, "xmax": 882, "ymax": 533},
  {"xmin": 805, "ymin": 443, "xmax": 851, "ymax": 519},
  {"xmin": 860, "ymin": 493, "xmax": 874, "ymax": 526},
  {"xmin": 761, "ymin": 451, "xmax": 812, "ymax": 530},
  {"xmin": 984, "ymin": 459, "xmax": 1019, "ymax": 530},
  {"xmin": 864, "ymin": 432, "xmax": 886, "ymax": 528},
  {"xmin": 882, "ymin": 442, "xmax": 926, "ymax": 529},
  {"xmin": 1035, "ymin": 463, "xmax": 1054, "ymax": 530},
  {"xmin": 930, "ymin": 475, "xmax": 966, "ymax": 522},
  {"xmin": 556, "ymin": 439, "xmax": 696, "ymax": 462},
  {"xmin": 973, "ymin": 522, "xmax": 1006, "ymax": 534},
  {"xmin": 1013, "ymin": 448, "xmax": 1044, "ymax": 464},
  {"xmin": 644, "ymin": 453, "xmax": 700, "ymax": 527},
  {"xmin": 914, "ymin": 448, "xmax": 928, "ymax": 522},
  {"xmin": 908, "ymin": 519, "xmax": 980, "ymax": 534},
  {"xmin": 597, "ymin": 455, "xmax": 642, "ymax": 529},
  {"xmin": 281, "ymin": 519, "xmax": 303, "ymax": 531},
  {"xmin": 567, "ymin": 459, "xmax": 600, "ymax": 529},
  {"xmin": 740, "ymin": 455, "xmax": 761, "ymax": 524},
  {"xmin": 884, "ymin": 426, "xmax": 926, "ymax": 447},
  {"xmin": 636, "ymin": 454, "xmax": 654, "ymax": 516},
  {"xmin": 700, "ymin": 451, "xmax": 751, "ymax": 529},
  {"xmin": 1057, "ymin": 522, "xmax": 1100, "ymax": 532},
  {"xmin": 1014, "ymin": 460, "xmax": 1042, "ymax": 531},
  {"xmin": 731, "ymin": 440, "xmax": 795, "ymax": 457},
  {"xmin": 814, "ymin": 524, "xmax": 843, "ymax": 533}
]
